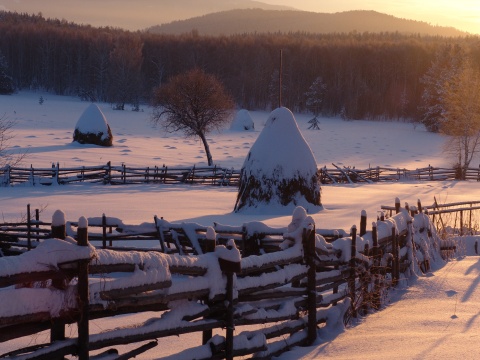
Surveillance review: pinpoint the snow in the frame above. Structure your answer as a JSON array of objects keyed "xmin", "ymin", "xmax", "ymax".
[
  {"xmin": 230, "ymin": 109, "xmax": 255, "ymax": 131},
  {"xmin": 241, "ymin": 107, "xmax": 317, "ymax": 178},
  {"xmin": 1, "ymin": 91, "xmax": 480, "ymax": 359},
  {"xmin": 75, "ymin": 103, "xmax": 110, "ymax": 137},
  {"xmin": 51, "ymin": 209, "xmax": 66, "ymax": 227}
]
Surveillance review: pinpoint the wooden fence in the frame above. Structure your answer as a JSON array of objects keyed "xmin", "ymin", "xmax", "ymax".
[
  {"xmin": 319, "ymin": 163, "xmax": 480, "ymax": 184},
  {"xmin": 0, "ymin": 199, "xmax": 444, "ymax": 359},
  {"xmin": 0, "ymin": 162, "xmax": 240, "ymax": 187},
  {"xmin": 2, "ymin": 162, "xmax": 480, "ymax": 187}
]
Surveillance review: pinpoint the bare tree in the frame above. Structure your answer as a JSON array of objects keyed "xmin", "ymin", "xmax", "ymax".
[
  {"xmin": 0, "ymin": 115, "xmax": 25, "ymax": 168},
  {"xmin": 151, "ymin": 68, "xmax": 235, "ymax": 166},
  {"xmin": 441, "ymin": 59, "xmax": 480, "ymax": 179}
]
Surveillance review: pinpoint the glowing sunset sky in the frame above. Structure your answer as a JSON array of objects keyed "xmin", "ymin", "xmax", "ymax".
[
  {"xmin": 0, "ymin": 0, "xmax": 478, "ymax": 34},
  {"xmin": 264, "ymin": 0, "xmax": 480, "ymax": 34}
]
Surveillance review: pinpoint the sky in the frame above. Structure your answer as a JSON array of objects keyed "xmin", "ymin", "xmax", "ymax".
[
  {"xmin": 0, "ymin": 0, "xmax": 479, "ymax": 34},
  {"xmin": 2, "ymin": 91, "xmax": 480, "ymax": 359},
  {"xmin": 264, "ymin": 0, "xmax": 480, "ymax": 34}
]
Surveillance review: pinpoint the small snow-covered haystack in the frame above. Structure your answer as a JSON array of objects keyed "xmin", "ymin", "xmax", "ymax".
[
  {"xmin": 230, "ymin": 109, "xmax": 255, "ymax": 131},
  {"xmin": 73, "ymin": 103, "xmax": 113, "ymax": 146},
  {"xmin": 234, "ymin": 107, "xmax": 321, "ymax": 213}
]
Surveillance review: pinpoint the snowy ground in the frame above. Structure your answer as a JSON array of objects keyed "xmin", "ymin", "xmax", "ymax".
[{"xmin": 1, "ymin": 92, "xmax": 480, "ymax": 359}]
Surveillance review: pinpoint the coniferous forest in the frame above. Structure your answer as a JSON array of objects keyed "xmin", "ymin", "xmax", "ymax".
[{"xmin": 1, "ymin": 11, "xmax": 480, "ymax": 121}]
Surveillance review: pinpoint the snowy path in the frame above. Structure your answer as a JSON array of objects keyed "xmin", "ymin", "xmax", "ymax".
[{"xmin": 279, "ymin": 257, "xmax": 480, "ymax": 360}]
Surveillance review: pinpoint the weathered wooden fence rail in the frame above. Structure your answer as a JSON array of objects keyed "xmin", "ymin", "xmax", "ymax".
[
  {"xmin": 319, "ymin": 164, "xmax": 480, "ymax": 184},
  {"xmin": 2, "ymin": 162, "xmax": 480, "ymax": 187},
  {"xmin": 0, "ymin": 199, "xmax": 446, "ymax": 359},
  {"xmin": 0, "ymin": 162, "xmax": 241, "ymax": 187}
]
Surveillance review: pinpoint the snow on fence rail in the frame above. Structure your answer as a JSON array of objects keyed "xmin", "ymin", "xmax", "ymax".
[
  {"xmin": 0, "ymin": 199, "xmax": 446, "ymax": 360},
  {"xmin": 1, "ymin": 162, "xmax": 480, "ymax": 187}
]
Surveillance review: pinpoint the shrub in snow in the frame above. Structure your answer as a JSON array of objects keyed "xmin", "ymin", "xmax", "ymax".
[
  {"xmin": 73, "ymin": 103, "xmax": 113, "ymax": 146},
  {"xmin": 234, "ymin": 107, "xmax": 321, "ymax": 213},
  {"xmin": 230, "ymin": 109, "xmax": 255, "ymax": 131}
]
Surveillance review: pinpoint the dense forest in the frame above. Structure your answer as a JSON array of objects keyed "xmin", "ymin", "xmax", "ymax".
[{"xmin": 1, "ymin": 11, "xmax": 480, "ymax": 120}]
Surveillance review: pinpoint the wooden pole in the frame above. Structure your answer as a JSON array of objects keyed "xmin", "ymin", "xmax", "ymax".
[
  {"xmin": 51, "ymin": 210, "xmax": 66, "ymax": 350},
  {"xmin": 27, "ymin": 204, "xmax": 31, "ymax": 250},
  {"xmin": 395, "ymin": 197, "xmax": 400, "ymax": 214},
  {"xmin": 372, "ymin": 222, "xmax": 380, "ymax": 309},
  {"xmin": 349, "ymin": 225, "xmax": 357, "ymax": 318},
  {"xmin": 391, "ymin": 225, "xmax": 399, "ymax": 286},
  {"xmin": 459, "ymin": 210, "xmax": 463, "ymax": 236},
  {"xmin": 77, "ymin": 217, "xmax": 89, "ymax": 360},
  {"xmin": 305, "ymin": 227, "xmax": 317, "ymax": 345},
  {"xmin": 35, "ymin": 208, "xmax": 40, "ymax": 241},
  {"xmin": 102, "ymin": 213, "xmax": 107, "ymax": 249},
  {"xmin": 278, "ymin": 49, "xmax": 283, "ymax": 108},
  {"xmin": 359, "ymin": 210, "xmax": 367, "ymax": 237},
  {"xmin": 225, "ymin": 270, "xmax": 234, "ymax": 360}
]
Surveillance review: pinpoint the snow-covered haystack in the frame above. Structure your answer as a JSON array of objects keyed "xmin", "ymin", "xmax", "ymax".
[
  {"xmin": 234, "ymin": 107, "xmax": 321, "ymax": 213},
  {"xmin": 73, "ymin": 103, "xmax": 113, "ymax": 146},
  {"xmin": 230, "ymin": 109, "xmax": 255, "ymax": 131}
]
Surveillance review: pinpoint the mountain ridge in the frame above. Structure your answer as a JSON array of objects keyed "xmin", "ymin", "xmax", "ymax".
[
  {"xmin": 148, "ymin": 9, "xmax": 467, "ymax": 37},
  {"xmin": 0, "ymin": 0, "xmax": 295, "ymax": 30}
]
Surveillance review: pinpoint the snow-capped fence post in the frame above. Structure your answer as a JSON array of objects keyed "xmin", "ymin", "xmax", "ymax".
[
  {"xmin": 349, "ymin": 225, "xmax": 357, "ymax": 318},
  {"xmin": 50, "ymin": 210, "xmax": 67, "ymax": 351},
  {"xmin": 395, "ymin": 197, "xmax": 401, "ymax": 214},
  {"xmin": 303, "ymin": 226, "xmax": 318, "ymax": 345},
  {"xmin": 360, "ymin": 210, "xmax": 367, "ymax": 237},
  {"xmin": 202, "ymin": 227, "xmax": 215, "ymax": 345},
  {"xmin": 218, "ymin": 242, "xmax": 241, "ymax": 360},
  {"xmin": 77, "ymin": 216, "xmax": 89, "ymax": 360},
  {"xmin": 417, "ymin": 199, "xmax": 423, "ymax": 213}
]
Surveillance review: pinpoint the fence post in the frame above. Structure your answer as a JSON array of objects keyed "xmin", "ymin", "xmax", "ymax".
[
  {"xmin": 460, "ymin": 210, "xmax": 464, "ymax": 236},
  {"xmin": 391, "ymin": 225, "xmax": 399, "ymax": 286},
  {"xmin": 218, "ymin": 253, "xmax": 241, "ymax": 360},
  {"xmin": 417, "ymin": 199, "xmax": 423, "ymax": 213},
  {"xmin": 56, "ymin": 162, "xmax": 60, "ymax": 184},
  {"xmin": 102, "ymin": 213, "xmax": 107, "ymax": 249},
  {"xmin": 105, "ymin": 161, "xmax": 112, "ymax": 184},
  {"xmin": 395, "ymin": 197, "xmax": 400, "ymax": 214},
  {"xmin": 303, "ymin": 226, "xmax": 317, "ymax": 345},
  {"xmin": 4, "ymin": 164, "xmax": 10, "ymax": 186},
  {"xmin": 359, "ymin": 210, "xmax": 367, "ymax": 237},
  {"xmin": 51, "ymin": 210, "xmax": 66, "ymax": 349},
  {"xmin": 30, "ymin": 164, "xmax": 35, "ymax": 186},
  {"xmin": 371, "ymin": 222, "xmax": 380, "ymax": 309},
  {"xmin": 35, "ymin": 208, "xmax": 40, "ymax": 241},
  {"xmin": 349, "ymin": 225, "xmax": 357, "ymax": 318},
  {"xmin": 201, "ymin": 227, "xmax": 217, "ymax": 346},
  {"xmin": 27, "ymin": 204, "xmax": 32, "ymax": 250},
  {"xmin": 77, "ymin": 217, "xmax": 89, "ymax": 360}
]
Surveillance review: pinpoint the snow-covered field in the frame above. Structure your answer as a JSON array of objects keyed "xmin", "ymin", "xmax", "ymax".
[{"xmin": 1, "ymin": 92, "xmax": 480, "ymax": 359}]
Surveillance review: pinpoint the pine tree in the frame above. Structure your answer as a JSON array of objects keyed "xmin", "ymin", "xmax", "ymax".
[
  {"xmin": 419, "ymin": 44, "xmax": 464, "ymax": 132},
  {"xmin": 0, "ymin": 52, "xmax": 14, "ymax": 95}
]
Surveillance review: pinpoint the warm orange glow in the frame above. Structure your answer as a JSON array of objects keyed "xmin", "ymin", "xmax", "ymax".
[
  {"xmin": 0, "ymin": 0, "xmax": 479, "ymax": 34},
  {"xmin": 264, "ymin": 0, "xmax": 480, "ymax": 35}
]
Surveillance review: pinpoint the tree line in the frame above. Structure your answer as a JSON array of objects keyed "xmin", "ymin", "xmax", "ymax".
[{"xmin": 1, "ymin": 11, "xmax": 480, "ymax": 121}]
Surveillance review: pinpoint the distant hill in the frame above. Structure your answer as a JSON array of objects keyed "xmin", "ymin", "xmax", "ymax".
[
  {"xmin": 148, "ymin": 9, "xmax": 467, "ymax": 37},
  {"xmin": 0, "ymin": 0, "xmax": 295, "ymax": 30}
]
